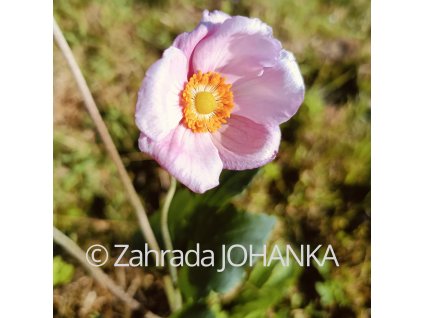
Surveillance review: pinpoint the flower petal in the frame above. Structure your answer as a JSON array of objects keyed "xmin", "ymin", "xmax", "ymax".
[
  {"xmin": 135, "ymin": 47, "xmax": 188, "ymax": 141},
  {"xmin": 211, "ymin": 115, "xmax": 281, "ymax": 170},
  {"xmin": 232, "ymin": 50, "xmax": 305, "ymax": 126},
  {"xmin": 173, "ymin": 10, "xmax": 231, "ymax": 75},
  {"xmin": 173, "ymin": 24, "xmax": 209, "ymax": 63},
  {"xmin": 191, "ymin": 16, "xmax": 282, "ymax": 82},
  {"xmin": 139, "ymin": 124, "xmax": 223, "ymax": 193}
]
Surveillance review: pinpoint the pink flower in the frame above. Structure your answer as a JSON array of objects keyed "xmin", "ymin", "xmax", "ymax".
[{"xmin": 135, "ymin": 10, "xmax": 304, "ymax": 193}]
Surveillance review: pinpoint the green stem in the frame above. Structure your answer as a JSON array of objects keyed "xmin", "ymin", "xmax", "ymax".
[{"xmin": 161, "ymin": 176, "xmax": 182, "ymax": 311}]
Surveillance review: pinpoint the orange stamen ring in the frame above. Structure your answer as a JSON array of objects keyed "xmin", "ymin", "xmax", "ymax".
[{"xmin": 181, "ymin": 71, "xmax": 234, "ymax": 133}]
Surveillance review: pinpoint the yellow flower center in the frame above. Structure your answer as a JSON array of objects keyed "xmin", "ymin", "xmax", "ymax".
[
  {"xmin": 181, "ymin": 71, "xmax": 234, "ymax": 133},
  {"xmin": 195, "ymin": 92, "xmax": 217, "ymax": 114}
]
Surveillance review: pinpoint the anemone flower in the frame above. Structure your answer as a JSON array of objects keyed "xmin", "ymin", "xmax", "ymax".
[{"xmin": 135, "ymin": 10, "xmax": 305, "ymax": 193}]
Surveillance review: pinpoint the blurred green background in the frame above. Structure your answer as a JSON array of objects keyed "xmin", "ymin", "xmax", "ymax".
[{"xmin": 53, "ymin": 0, "xmax": 370, "ymax": 317}]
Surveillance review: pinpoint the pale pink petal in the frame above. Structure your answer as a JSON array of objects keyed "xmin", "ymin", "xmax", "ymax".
[
  {"xmin": 232, "ymin": 50, "xmax": 305, "ymax": 126},
  {"xmin": 173, "ymin": 24, "xmax": 209, "ymax": 63},
  {"xmin": 172, "ymin": 10, "xmax": 230, "ymax": 75},
  {"xmin": 139, "ymin": 125, "xmax": 223, "ymax": 193},
  {"xmin": 211, "ymin": 115, "xmax": 281, "ymax": 170},
  {"xmin": 191, "ymin": 16, "xmax": 282, "ymax": 82},
  {"xmin": 135, "ymin": 47, "xmax": 187, "ymax": 141}
]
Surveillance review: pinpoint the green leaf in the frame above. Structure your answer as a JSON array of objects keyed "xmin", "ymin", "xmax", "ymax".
[
  {"xmin": 53, "ymin": 256, "xmax": 75, "ymax": 287},
  {"xmin": 197, "ymin": 169, "xmax": 259, "ymax": 207},
  {"xmin": 132, "ymin": 170, "xmax": 274, "ymax": 299},
  {"xmin": 168, "ymin": 170, "xmax": 259, "ymax": 248},
  {"xmin": 227, "ymin": 243, "xmax": 303, "ymax": 318},
  {"xmin": 179, "ymin": 204, "xmax": 276, "ymax": 299},
  {"xmin": 131, "ymin": 170, "xmax": 259, "ymax": 263}
]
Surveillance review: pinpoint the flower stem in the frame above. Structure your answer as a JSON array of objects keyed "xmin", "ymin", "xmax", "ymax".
[{"xmin": 160, "ymin": 176, "xmax": 182, "ymax": 311}]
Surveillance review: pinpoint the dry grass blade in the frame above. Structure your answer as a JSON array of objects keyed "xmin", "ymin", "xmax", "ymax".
[
  {"xmin": 53, "ymin": 226, "xmax": 140, "ymax": 310},
  {"xmin": 52, "ymin": 17, "xmax": 160, "ymax": 256}
]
